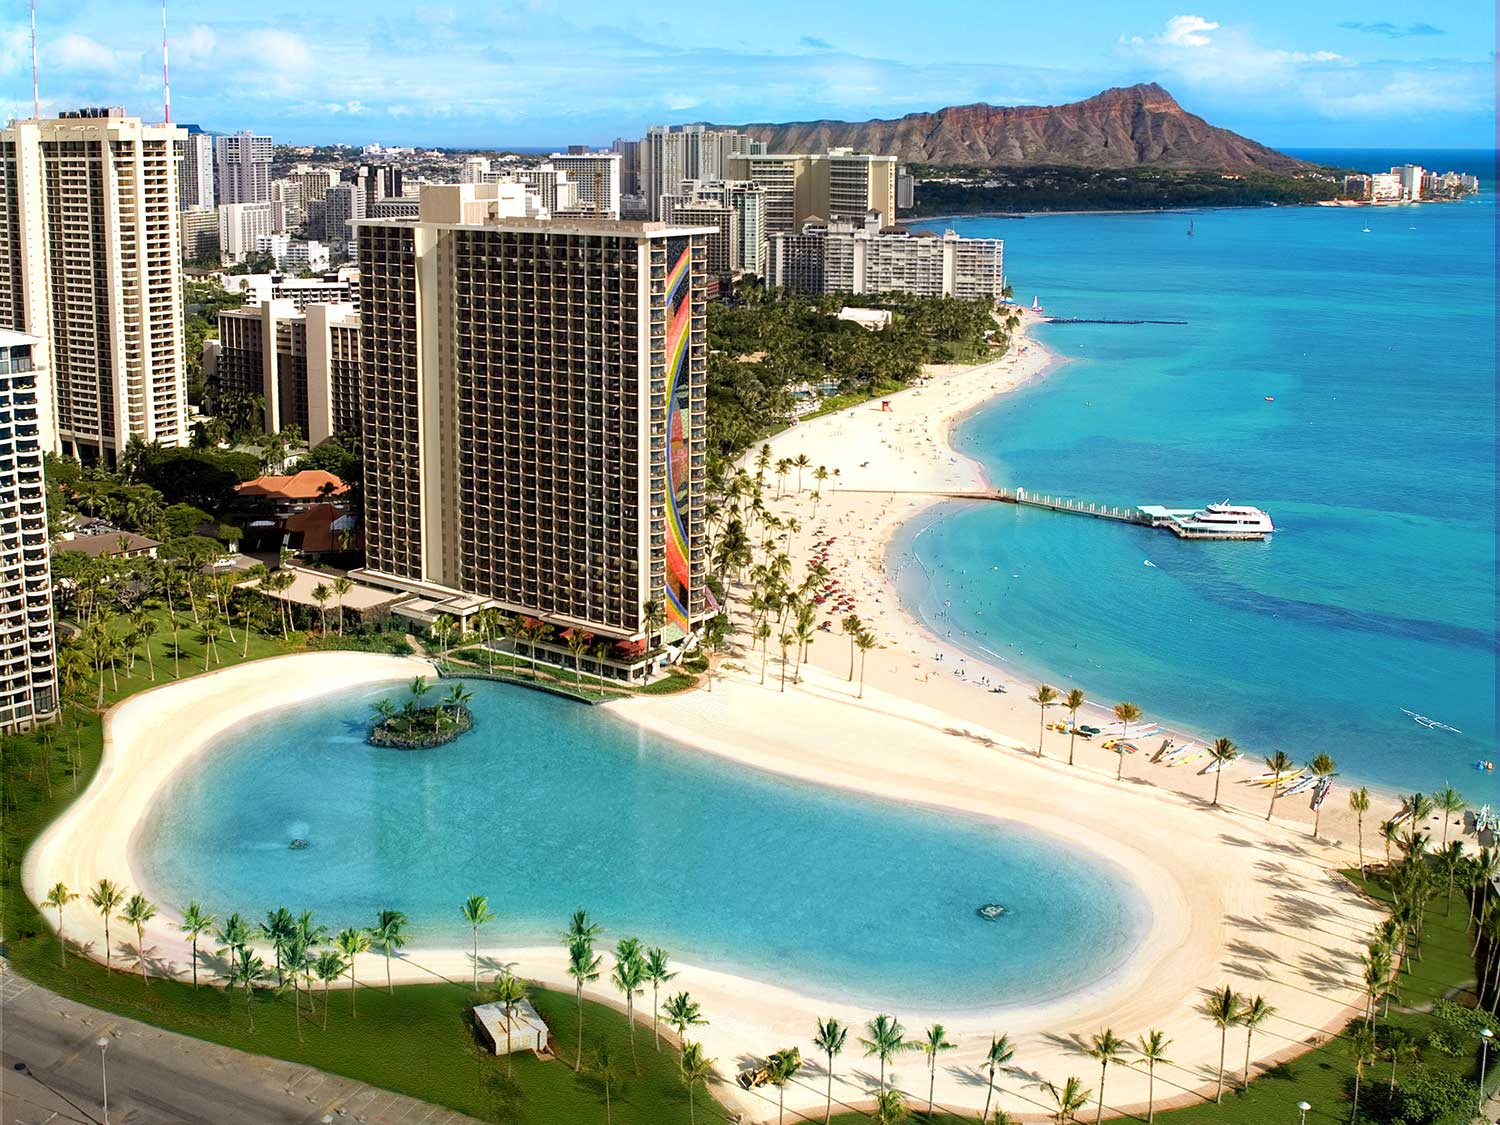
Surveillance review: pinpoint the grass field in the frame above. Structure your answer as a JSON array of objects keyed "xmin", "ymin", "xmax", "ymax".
[{"xmin": 1, "ymin": 608, "xmax": 729, "ymax": 1124}]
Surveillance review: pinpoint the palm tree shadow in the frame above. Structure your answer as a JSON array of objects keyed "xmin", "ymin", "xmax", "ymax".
[
  {"xmin": 1226, "ymin": 913, "xmax": 1275, "ymax": 934},
  {"xmin": 942, "ymin": 1062, "xmax": 993, "ymax": 1088},
  {"xmin": 198, "ymin": 948, "xmax": 236, "ymax": 980},
  {"xmin": 477, "ymin": 955, "xmax": 518, "ymax": 977},
  {"xmin": 120, "ymin": 940, "xmax": 177, "ymax": 980},
  {"xmin": 943, "ymin": 726, "xmax": 998, "ymax": 749},
  {"xmin": 1040, "ymin": 1030, "xmax": 1092, "ymax": 1056},
  {"xmin": 847, "ymin": 1066, "xmax": 884, "ymax": 1092}
]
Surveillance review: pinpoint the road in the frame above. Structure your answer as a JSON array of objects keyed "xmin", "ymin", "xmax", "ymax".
[{"xmin": 0, "ymin": 968, "xmax": 486, "ymax": 1124}]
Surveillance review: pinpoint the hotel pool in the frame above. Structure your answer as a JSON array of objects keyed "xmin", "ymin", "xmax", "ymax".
[{"xmin": 135, "ymin": 679, "xmax": 1149, "ymax": 1010}]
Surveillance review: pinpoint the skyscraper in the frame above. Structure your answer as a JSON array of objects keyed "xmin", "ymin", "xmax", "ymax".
[
  {"xmin": 1, "ymin": 109, "xmax": 188, "ymax": 461},
  {"xmin": 0, "ymin": 330, "xmax": 57, "ymax": 733},
  {"xmin": 354, "ymin": 184, "xmax": 711, "ymax": 650},
  {"xmin": 178, "ymin": 125, "xmax": 214, "ymax": 208},
  {"xmin": 215, "ymin": 130, "xmax": 273, "ymax": 204},
  {"xmin": 724, "ymin": 149, "xmax": 898, "ymax": 231},
  {"xmin": 641, "ymin": 125, "xmax": 757, "ymax": 219},
  {"xmin": 548, "ymin": 152, "xmax": 622, "ymax": 217}
]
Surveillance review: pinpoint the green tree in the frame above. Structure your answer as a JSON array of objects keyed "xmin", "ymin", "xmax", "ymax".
[
  {"xmin": 1084, "ymin": 1028, "xmax": 1129, "ymax": 1124},
  {"xmin": 766, "ymin": 1046, "xmax": 802, "ymax": 1125},
  {"xmin": 589, "ymin": 1043, "xmax": 624, "ymax": 1125},
  {"xmin": 1208, "ymin": 737, "xmax": 1240, "ymax": 806},
  {"xmin": 1064, "ymin": 689, "xmax": 1086, "ymax": 765},
  {"xmin": 568, "ymin": 937, "xmax": 604, "ymax": 1071},
  {"xmin": 1044, "ymin": 1076, "xmax": 1091, "ymax": 1124},
  {"xmin": 1238, "ymin": 995, "xmax": 1276, "ymax": 1090},
  {"xmin": 119, "ymin": 893, "xmax": 157, "ymax": 984},
  {"xmin": 842, "ymin": 614, "xmax": 863, "ymax": 680},
  {"xmin": 854, "ymin": 629, "xmax": 877, "ymax": 699},
  {"xmin": 1263, "ymin": 751, "xmax": 1295, "ymax": 820},
  {"xmin": 314, "ymin": 949, "xmax": 346, "ymax": 1030},
  {"xmin": 332, "ymin": 575, "xmax": 353, "ymax": 635},
  {"xmin": 981, "ymin": 1032, "xmax": 1014, "ymax": 1124},
  {"xmin": 333, "ymin": 927, "xmax": 370, "ymax": 1016},
  {"xmin": 1435, "ymin": 785, "xmax": 1466, "ymax": 849},
  {"xmin": 491, "ymin": 970, "xmax": 528, "ymax": 1072},
  {"xmin": 1030, "ymin": 685, "xmax": 1058, "ymax": 758},
  {"xmin": 643, "ymin": 947, "xmax": 676, "ymax": 1050},
  {"xmin": 1205, "ymin": 985, "xmax": 1244, "ymax": 1102},
  {"xmin": 231, "ymin": 953, "xmax": 268, "ymax": 1032},
  {"xmin": 1111, "ymin": 702, "xmax": 1142, "ymax": 779},
  {"xmin": 214, "ymin": 911, "xmax": 253, "ymax": 985},
  {"xmin": 371, "ymin": 908, "xmax": 409, "ymax": 993},
  {"xmin": 679, "ymin": 1040, "xmax": 714, "ymax": 1125},
  {"xmin": 1309, "ymin": 752, "xmax": 1338, "ymax": 837},
  {"xmin": 663, "ymin": 991, "xmax": 707, "ymax": 1058},
  {"xmin": 258, "ymin": 906, "xmax": 296, "ymax": 986},
  {"xmin": 461, "ymin": 894, "xmax": 495, "ymax": 992},
  {"xmin": 42, "ymin": 883, "xmax": 77, "ymax": 967},
  {"xmin": 813, "ymin": 1017, "xmax": 849, "ymax": 1124},
  {"xmin": 611, "ymin": 938, "xmax": 646, "ymax": 1070},
  {"xmin": 860, "ymin": 1013, "xmax": 913, "ymax": 1093},
  {"xmin": 1345, "ymin": 1022, "xmax": 1378, "ymax": 1122},
  {"xmin": 1137, "ymin": 1029, "xmax": 1172, "ymax": 1123},
  {"xmin": 1349, "ymin": 786, "xmax": 1372, "ymax": 873},
  {"xmin": 87, "ymin": 878, "xmax": 126, "ymax": 970},
  {"xmin": 919, "ymin": 1023, "xmax": 956, "ymax": 1117}
]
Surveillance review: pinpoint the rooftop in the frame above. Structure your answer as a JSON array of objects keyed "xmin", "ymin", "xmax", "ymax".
[{"xmin": 236, "ymin": 471, "xmax": 349, "ymax": 503}]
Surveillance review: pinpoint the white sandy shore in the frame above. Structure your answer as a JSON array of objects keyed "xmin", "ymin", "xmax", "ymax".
[{"xmin": 23, "ymin": 325, "xmax": 1442, "ymax": 1123}]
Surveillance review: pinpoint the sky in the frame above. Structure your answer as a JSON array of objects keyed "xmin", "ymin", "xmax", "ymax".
[{"xmin": 1, "ymin": 1, "xmax": 1494, "ymax": 150}]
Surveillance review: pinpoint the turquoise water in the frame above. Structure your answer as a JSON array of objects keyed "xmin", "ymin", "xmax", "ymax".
[
  {"xmin": 135, "ymin": 679, "xmax": 1149, "ymax": 1010},
  {"xmin": 903, "ymin": 149, "xmax": 1496, "ymax": 800}
]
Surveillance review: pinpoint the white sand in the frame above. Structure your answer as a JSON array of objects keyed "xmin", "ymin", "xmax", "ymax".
[{"xmin": 23, "ymin": 324, "xmax": 1426, "ymax": 1122}]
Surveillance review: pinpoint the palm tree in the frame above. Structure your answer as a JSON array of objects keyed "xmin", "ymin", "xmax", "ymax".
[
  {"xmin": 1380, "ymin": 818, "xmax": 1400, "ymax": 865},
  {"xmin": 663, "ymin": 991, "xmax": 707, "ymax": 1057},
  {"xmin": 860, "ymin": 1014, "xmax": 912, "ymax": 1093},
  {"xmin": 214, "ymin": 911, "xmax": 253, "ymax": 985},
  {"xmin": 442, "ymin": 683, "xmax": 473, "ymax": 733},
  {"xmin": 1345, "ymin": 1022, "xmax": 1378, "ymax": 1122},
  {"xmin": 842, "ymin": 614, "xmax": 863, "ymax": 680},
  {"xmin": 492, "ymin": 970, "xmax": 528, "ymax": 1072},
  {"xmin": 371, "ymin": 909, "xmax": 409, "ymax": 994},
  {"xmin": 1111, "ymin": 704, "xmax": 1142, "ymax": 775},
  {"xmin": 778, "ymin": 630, "xmax": 795, "ymax": 692},
  {"xmin": 1350, "ymin": 786, "xmax": 1372, "ymax": 873},
  {"xmin": 42, "ymin": 883, "xmax": 77, "ymax": 967},
  {"xmin": 1084, "ymin": 1028, "xmax": 1129, "ymax": 1124},
  {"xmin": 461, "ymin": 894, "xmax": 495, "ymax": 992},
  {"xmin": 1208, "ymin": 738, "xmax": 1240, "ymax": 805},
  {"xmin": 1205, "ymin": 985, "xmax": 1244, "ymax": 1102},
  {"xmin": 88, "ymin": 878, "xmax": 125, "ymax": 969},
  {"xmin": 590, "ymin": 1043, "xmax": 624, "ymax": 1125},
  {"xmin": 314, "ymin": 949, "xmax": 345, "ymax": 1030},
  {"xmin": 1309, "ymin": 752, "xmax": 1338, "ymax": 836},
  {"xmin": 333, "ymin": 927, "xmax": 370, "ymax": 1016},
  {"xmin": 813, "ymin": 1017, "xmax": 849, "ymax": 1124},
  {"xmin": 331, "ymin": 575, "xmax": 353, "ymax": 635},
  {"xmin": 1263, "ymin": 751, "xmax": 1294, "ymax": 820},
  {"xmin": 566, "ymin": 629, "xmax": 591, "ymax": 687},
  {"xmin": 756, "ymin": 621, "xmax": 772, "ymax": 684},
  {"xmin": 259, "ymin": 906, "xmax": 297, "ymax": 986},
  {"xmin": 1063, "ymin": 689, "xmax": 1085, "ymax": 765},
  {"xmin": 919, "ymin": 1023, "xmax": 956, "ymax": 1117},
  {"xmin": 1238, "ymin": 994, "xmax": 1275, "ymax": 1090},
  {"xmin": 643, "ymin": 947, "xmax": 676, "ymax": 1050},
  {"xmin": 231, "ymin": 953, "xmax": 267, "ymax": 1032},
  {"xmin": 767, "ymin": 1046, "xmax": 802, "ymax": 1125},
  {"xmin": 854, "ymin": 629, "xmax": 877, "ymax": 699},
  {"xmin": 1435, "ymin": 785, "xmax": 1466, "ymax": 849},
  {"xmin": 120, "ymin": 893, "xmax": 157, "ymax": 983},
  {"xmin": 611, "ymin": 938, "xmax": 646, "ymax": 1070},
  {"xmin": 311, "ymin": 582, "xmax": 331, "ymax": 633},
  {"xmin": 981, "ymin": 1032, "xmax": 1014, "ymax": 1124},
  {"xmin": 568, "ymin": 937, "xmax": 604, "ymax": 1070},
  {"xmin": 793, "ymin": 453, "xmax": 812, "ymax": 493},
  {"xmin": 1030, "ymin": 685, "xmax": 1058, "ymax": 757},
  {"xmin": 679, "ymin": 1040, "xmax": 714, "ymax": 1125},
  {"xmin": 1043, "ymin": 1076, "xmax": 1091, "ymax": 1124},
  {"xmin": 641, "ymin": 599, "xmax": 667, "ymax": 651},
  {"xmin": 1136, "ymin": 1029, "xmax": 1172, "ymax": 1123}
]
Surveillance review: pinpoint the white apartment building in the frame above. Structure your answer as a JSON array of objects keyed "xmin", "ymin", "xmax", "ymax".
[
  {"xmin": 0, "ymin": 330, "xmax": 55, "ymax": 733},
  {"xmin": 641, "ymin": 125, "xmax": 759, "ymax": 219},
  {"xmin": 1396, "ymin": 164, "xmax": 1425, "ymax": 201},
  {"xmin": 255, "ymin": 235, "xmax": 331, "ymax": 272},
  {"xmin": 216, "ymin": 130, "xmax": 273, "ymax": 204},
  {"xmin": 548, "ymin": 152, "xmax": 622, "ymax": 217},
  {"xmin": 0, "ymin": 109, "xmax": 188, "ymax": 461},
  {"xmin": 771, "ymin": 220, "xmax": 1004, "ymax": 303},
  {"xmin": 725, "ymin": 149, "xmax": 898, "ymax": 232},
  {"xmin": 491, "ymin": 164, "xmax": 578, "ymax": 214},
  {"xmin": 220, "ymin": 270, "xmax": 360, "ymax": 310},
  {"xmin": 1370, "ymin": 172, "xmax": 1402, "ymax": 202},
  {"xmin": 219, "ymin": 201, "xmax": 277, "ymax": 263},
  {"xmin": 179, "ymin": 126, "xmax": 214, "ymax": 208},
  {"xmin": 461, "ymin": 156, "xmax": 491, "ymax": 183},
  {"xmin": 286, "ymin": 163, "xmax": 336, "ymax": 205}
]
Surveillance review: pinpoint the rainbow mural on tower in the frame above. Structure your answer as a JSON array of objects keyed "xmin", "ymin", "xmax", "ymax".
[{"xmin": 663, "ymin": 238, "xmax": 694, "ymax": 632}]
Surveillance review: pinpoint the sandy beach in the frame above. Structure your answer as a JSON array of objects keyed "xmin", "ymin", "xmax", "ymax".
[{"xmin": 22, "ymin": 324, "xmax": 1436, "ymax": 1122}]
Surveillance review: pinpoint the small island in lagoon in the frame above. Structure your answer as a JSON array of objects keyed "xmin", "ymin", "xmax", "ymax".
[{"xmin": 369, "ymin": 676, "xmax": 475, "ymax": 749}]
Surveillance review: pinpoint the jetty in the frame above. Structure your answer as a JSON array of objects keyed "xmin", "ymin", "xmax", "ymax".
[{"xmin": 1043, "ymin": 317, "xmax": 1188, "ymax": 326}]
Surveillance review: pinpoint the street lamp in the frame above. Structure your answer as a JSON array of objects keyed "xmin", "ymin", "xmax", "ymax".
[
  {"xmin": 96, "ymin": 1036, "xmax": 111, "ymax": 1125},
  {"xmin": 1296, "ymin": 1099, "xmax": 1311, "ymax": 1125},
  {"xmin": 1479, "ymin": 1027, "xmax": 1494, "ymax": 1117}
]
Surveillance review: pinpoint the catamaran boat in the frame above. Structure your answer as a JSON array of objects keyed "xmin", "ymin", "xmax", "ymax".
[
  {"xmin": 1164, "ymin": 502, "xmax": 1275, "ymax": 541},
  {"xmin": 1031, "ymin": 296, "xmax": 1044, "ymax": 315}
]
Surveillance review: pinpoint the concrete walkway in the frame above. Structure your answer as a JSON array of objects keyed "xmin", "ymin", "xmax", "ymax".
[{"xmin": 0, "ymin": 967, "xmax": 485, "ymax": 1124}]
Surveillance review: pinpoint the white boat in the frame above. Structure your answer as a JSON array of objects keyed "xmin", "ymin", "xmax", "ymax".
[
  {"xmin": 1199, "ymin": 756, "xmax": 1230, "ymax": 774},
  {"xmin": 1160, "ymin": 741, "xmax": 1197, "ymax": 763},
  {"xmin": 1164, "ymin": 502, "xmax": 1275, "ymax": 540},
  {"xmin": 1283, "ymin": 774, "xmax": 1319, "ymax": 796}
]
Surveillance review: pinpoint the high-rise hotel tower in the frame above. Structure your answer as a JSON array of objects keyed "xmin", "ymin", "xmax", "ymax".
[
  {"xmin": 1, "ymin": 109, "xmax": 187, "ymax": 461},
  {"xmin": 355, "ymin": 184, "xmax": 711, "ymax": 644}
]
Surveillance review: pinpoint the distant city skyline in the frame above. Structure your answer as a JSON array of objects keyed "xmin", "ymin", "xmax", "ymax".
[{"xmin": 0, "ymin": 2, "xmax": 1492, "ymax": 149}]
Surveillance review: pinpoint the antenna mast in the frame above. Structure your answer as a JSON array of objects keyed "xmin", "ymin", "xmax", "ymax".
[
  {"xmin": 161, "ymin": 0, "xmax": 171, "ymax": 124},
  {"xmin": 30, "ymin": 0, "xmax": 40, "ymax": 120}
]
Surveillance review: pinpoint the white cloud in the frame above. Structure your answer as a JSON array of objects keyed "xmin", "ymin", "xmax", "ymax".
[
  {"xmin": 1160, "ymin": 15, "xmax": 1219, "ymax": 49},
  {"xmin": 52, "ymin": 33, "xmax": 128, "ymax": 74}
]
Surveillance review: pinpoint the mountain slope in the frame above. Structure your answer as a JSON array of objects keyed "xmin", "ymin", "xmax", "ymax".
[{"xmin": 737, "ymin": 84, "xmax": 1306, "ymax": 172}]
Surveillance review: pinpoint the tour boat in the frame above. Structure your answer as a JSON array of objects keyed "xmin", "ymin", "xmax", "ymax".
[{"xmin": 1166, "ymin": 502, "xmax": 1275, "ymax": 540}]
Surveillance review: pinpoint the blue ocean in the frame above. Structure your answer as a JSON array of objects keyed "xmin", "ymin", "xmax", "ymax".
[{"xmin": 902, "ymin": 149, "xmax": 1496, "ymax": 800}]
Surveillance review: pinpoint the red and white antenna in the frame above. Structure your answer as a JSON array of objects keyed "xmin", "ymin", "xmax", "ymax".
[
  {"xmin": 161, "ymin": 0, "xmax": 171, "ymax": 124},
  {"xmin": 30, "ymin": 0, "xmax": 40, "ymax": 120}
]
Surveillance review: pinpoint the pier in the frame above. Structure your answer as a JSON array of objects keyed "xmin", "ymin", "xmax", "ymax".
[
  {"xmin": 991, "ymin": 487, "xmax": 1147, "ymax": 524},
  {"xmin": 1043, "ymin": 317, "xmax": 1188, "ymax": 326}
]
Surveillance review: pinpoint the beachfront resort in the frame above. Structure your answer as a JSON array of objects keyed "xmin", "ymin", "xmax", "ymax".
[{"xmin": 2, "ymin": 105, "xmax": 1498, "ymax": 1125}]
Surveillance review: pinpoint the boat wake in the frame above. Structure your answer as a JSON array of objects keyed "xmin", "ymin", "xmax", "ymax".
[{"xmin": 1401, "ymin": 708, "xmax": 1462, "ymax": 734}]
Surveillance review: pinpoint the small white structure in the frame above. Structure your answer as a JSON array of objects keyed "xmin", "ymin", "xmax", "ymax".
[
  {"xmin": 473, "ymin": 999, "xmax": 549, "ymax": 1056},
  {"xmin": 838, "ymin": 306, "xmax": 893, "ymax": 331}
]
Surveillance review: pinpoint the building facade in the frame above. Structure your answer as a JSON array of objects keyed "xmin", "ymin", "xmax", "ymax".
[
  {"xmin": 180, "ymin": 205, "xmax": 220, "ymax": 262},
  {"xmin": 770, "ymin": 221, "xmax": 1004, "ymax": 302},
  {"xmin": 724, "ymin": 149, "xmax": 898, "ymax": 232},
  {"xmin": 0, "ymin": 330, "xmax": 56, "ymax": 732},
  {"xmin": 321, "ymin": 183, "xmax": 364, "ymax": 256},
  {"xmin": 0, "ymin": 110, "xmax": 188, "ymax": 461},
  {"xmin": 219, "ymin": 200, "xmax": 277, "ymax": 263},
  {"xmin": 215, "ymin": 130, "xmax": 272, "ymax": 204},
  {"xmin": 662, "ymin": 199, "xmax": 740, "ymax": 276},
  {"xmin": 355, "ymin": 184, "xmax": 710, "ymax": 642},
  {"xmin": 179, "ymin": 125, "xmax": 214, "ymax": 209},
  {"xmin": 640, "ymin": 125, "xmax": 759, "ymax": 219},
  {"xmin": 548, "ymin": 152, "xmax": 622, "ymax": 218}
]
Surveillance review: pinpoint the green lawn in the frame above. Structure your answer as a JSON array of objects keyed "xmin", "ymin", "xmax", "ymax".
[{"xmin": 1, "ymin": 608, "xmax": 727, "ymax": 1124}]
